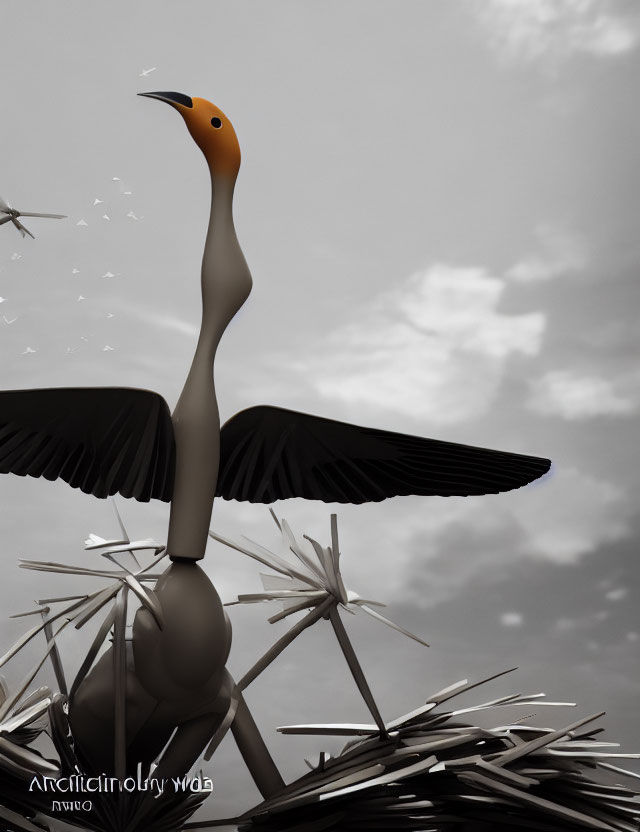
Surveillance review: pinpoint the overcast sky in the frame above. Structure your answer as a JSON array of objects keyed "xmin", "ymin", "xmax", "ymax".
[{"xmin": 1, "ymin": 0, "xmax": 639, "ymax": 825}]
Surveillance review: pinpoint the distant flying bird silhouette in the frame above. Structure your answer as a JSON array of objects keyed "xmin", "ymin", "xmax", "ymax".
[
  {"xmin": 139, "ymin": 67, "xmax": 157, "ymax": 77},
  {"xmin": 0, "ymin": 196, "xmax": 66, "ymax": 239}
]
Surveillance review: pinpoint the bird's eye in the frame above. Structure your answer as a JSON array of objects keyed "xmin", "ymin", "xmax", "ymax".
[{"xmin": 211, "ymin": 117, "xmax": 222, "ymax": 128}]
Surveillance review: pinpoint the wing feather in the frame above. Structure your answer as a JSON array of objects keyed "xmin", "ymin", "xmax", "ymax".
[
  {"xmin": 217, "ymin": 406, "xmax": 551, "ymax": 504},
  {"xmin": 0, "ymin": 388, "xmax": 175, "ymax": 502}
]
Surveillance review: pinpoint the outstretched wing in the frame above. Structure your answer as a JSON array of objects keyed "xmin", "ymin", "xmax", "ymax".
[
  {"xmin": 217, "ymin": 406, "xmax": 551, "ymax": 504},
  {"xmin": 0, "ymin": 388, "xmax": 175, "ymax": 501}
]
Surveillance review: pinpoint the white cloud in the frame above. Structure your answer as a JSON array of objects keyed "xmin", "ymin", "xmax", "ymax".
[
  {"xmin": 555, "ymin": 609, "xmax": 611, "ymax": 633},
  {"xmin": 506, "ymin": 225, "xmax": 587, "ymax": 283},
  {"xmin": 476, "ymin": 0, "xmax": 639, "ymax": 66},
  {"xmin": 511, "ymin": 466, "xmax": 630, "ymax": 564},
  {"xmin": 605, "ymin": 587, "xmax": 628, "ymax": 602},
  {"xmin": 528, "ymin": 370, "xmax": 638, "ymax": 419},
  {"xmin": 304, "ymin": 264, "xmax": 545, "ymax": 425}
]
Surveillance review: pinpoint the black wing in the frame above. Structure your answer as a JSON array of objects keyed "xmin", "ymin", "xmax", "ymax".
[
  {"xmin": 0, "ymin": 388, "xmax": 175, "ymax": 501},
  {"xmin": 217, "ymin": 406, "xmax": 551, "ymax": 504}
]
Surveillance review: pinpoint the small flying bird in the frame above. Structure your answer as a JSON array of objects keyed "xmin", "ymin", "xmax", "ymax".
[
  {"xmin": 0, "ymin": 196, "xmax": 65, "ymax": 239},
  {"xmin": 93, "ymin": 198, "xmax": 104, "ymax": 206},
  {"xmin": 3, "ymin": 316, "xmax": 18, "ymax": 325},
  {"xmin": 76, "ymin": 220, "xmax": 88, "ymax": 227},
  {"xmin": 21, "ymin": 347, "xmax": 36, "ymax": 355},
  {"xmin": 139, "ymin": 67, "xmax": 157, "ymax": 77}
]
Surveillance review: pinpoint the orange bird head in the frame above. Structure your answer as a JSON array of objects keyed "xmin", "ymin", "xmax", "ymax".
[{"xmin": 138, "ymin": 91, "xmax": 241, "ymax": 179}]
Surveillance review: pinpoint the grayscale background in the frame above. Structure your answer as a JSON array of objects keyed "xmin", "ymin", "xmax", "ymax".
[{"xmin": 1, "ymin": 0, "xmax": 639, "ymax": 825}]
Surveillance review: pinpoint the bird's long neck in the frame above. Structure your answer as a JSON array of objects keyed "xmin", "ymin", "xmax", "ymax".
[{"xmin": 167, "ymin": 171, "xmax": 252, "ymax": 561}]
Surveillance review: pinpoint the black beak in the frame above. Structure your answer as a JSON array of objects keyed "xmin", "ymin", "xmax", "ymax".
[{"xmin": 137, "ymin": 91, "xmax": 193, "ymax": 109}]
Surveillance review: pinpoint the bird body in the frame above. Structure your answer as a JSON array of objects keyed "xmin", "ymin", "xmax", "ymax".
[
  {"xmin": 67, "ymin": 94, "xmax": 285, "ymax": 796},
  {"xmin": 0, "ymin": 91, "xmax": 551, "ymax": 797}
]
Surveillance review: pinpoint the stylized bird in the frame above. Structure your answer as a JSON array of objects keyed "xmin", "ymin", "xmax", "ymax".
[
  {"xmin": 0, "ymin": 196, "xmax": 66, "ymax": 239},
  {"xmin": 0, "ymin": 92, "xmax": 550, "ymax": 796}
]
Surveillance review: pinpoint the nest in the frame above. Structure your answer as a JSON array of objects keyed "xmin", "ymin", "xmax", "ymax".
[
  {"xmin": 0, "ymin": 511, "xmax": 638, "ymax": 832},
  {"xmin": 230, "ymin": 672, "xmax": 640, "ymax": 832}
]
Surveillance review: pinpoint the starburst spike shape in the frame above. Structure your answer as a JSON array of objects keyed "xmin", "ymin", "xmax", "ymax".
[
  {"xmin": 1, "ymin": 195, "xmax": 66, "ymax": 239},
  {"xmin": 210, "ymin": 512, "xmax": 429, "ymax": 646},
  {"xmin": 211, "ymin": 513, "xmax": 427, "ymax": 733},
  {"xmin": 1, "ymin": 523, "xmax": 167, "ymax": 675}
]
